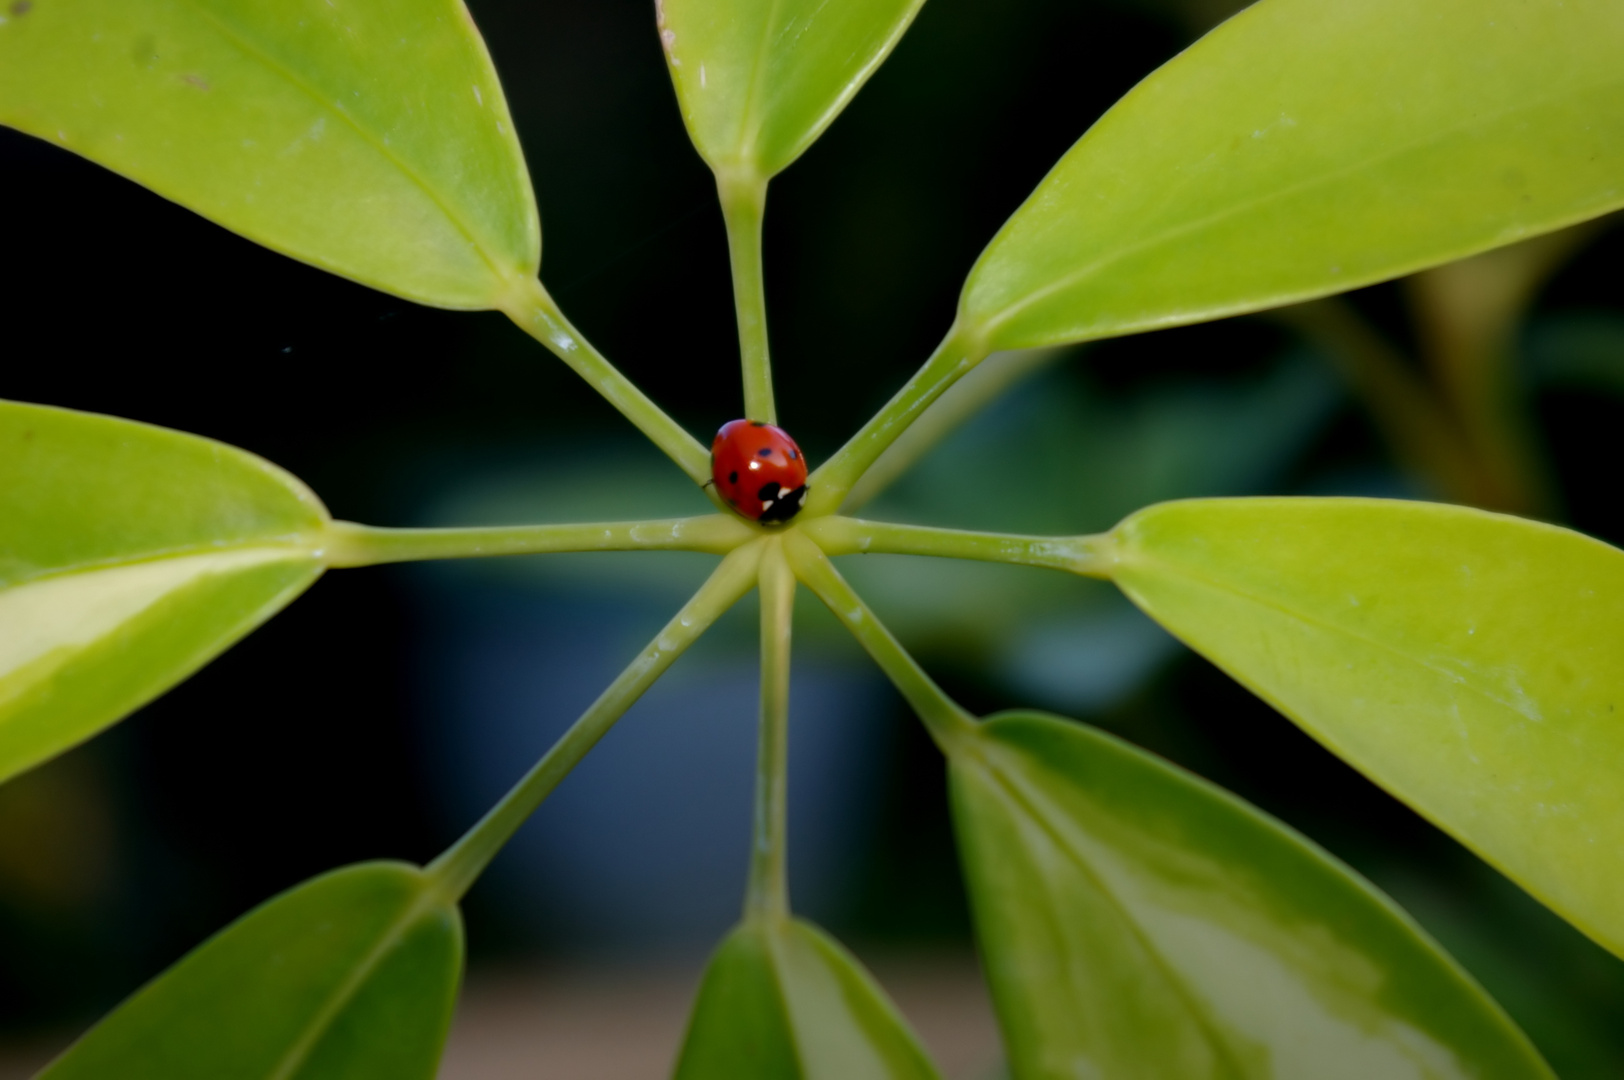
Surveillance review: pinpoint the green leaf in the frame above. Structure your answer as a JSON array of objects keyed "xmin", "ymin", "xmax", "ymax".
[
  {"xmin": 41, "ymin": 861, "xmax": 463, "ymax": 1079},
  {"xmin": 1108, "ymin": 497, "xmax": 1624, "ymax": 960},
  {"xmin": 676, "ymin": 917, "xmax": 941, "ymax": 1080},
  {"xmin": 657, "ymin": 0, "xmax": 926, "ymax": 179},
  {"xmin": 0, "ymin": 0, "xmax": 536, "ymax": 308},
  {"xmin": 0, "ymin": 399, "xmax": 327, "ymax": 784},
  {"xmin": 960, "ymin": 0, "xmax": 1624, "ymax": 351},
  {"xmin": 951, "ymin": 711, "xmax": 1553, "ymax": 1079}
]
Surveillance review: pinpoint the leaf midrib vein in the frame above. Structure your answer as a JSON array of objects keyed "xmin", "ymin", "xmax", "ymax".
[
  {"xmin": 974, "ymin": 754, "xmax": 1250, "ymax": 1078},
  {"xmin": 2, "ymin": 535, "xmax": 319, "ymax": 591},
  {"xmin": 1127, "ymin": 553, "xmax": 1546, "ymax": 725},
  {"xmin": 266, "ymin": 890, "xmax": 444, "ymax": 1080},
  {"xmin": 979, "ymin": 69, "xmax": 1624, "ymax": 339},
  {"xmin": 168, "ymin": 0, "xmax": 506, "ymax": 283},
  {"xmin": 731, "ymin": 0, "xmax": 790, "ymax": 162}
]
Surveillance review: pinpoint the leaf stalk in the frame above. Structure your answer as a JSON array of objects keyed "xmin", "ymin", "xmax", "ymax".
[
  {"xmin": 426, "ymin": 540, "xmax": 765, "ymax": 901},
  {"xmin": 783, "ymin": 531, "xmax": 976, "ymax": 753},
  {"xmin": 499, "ymin": 277, "xmax": 713, "ymax": 485},
  {"xmin": 802, "ymin": 517, "xmax": 1116, "ymax": 577},
  {"xmin": 718, "ymin": 167, "xmax": 777, "ymax": 424},
  {"xmin": 321, "ymin": 515, "xmax": 754, "ymax": 567},
  {"xmin": 805, "ymin": 320, "xmax": 990, "ymax": 515},
  {"xmin": 745, "ymin": 538, "xmax": 795, "ymax": 920}
]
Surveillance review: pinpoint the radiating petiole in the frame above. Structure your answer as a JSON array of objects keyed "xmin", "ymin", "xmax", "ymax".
[
  {"xmin": 745, "ymin": 538, "xmax": 796, "ymax": 921},
  {"xmin": 804, "ymin": 320, "xmax": 990, "ymax": 515},
  {"xmin": 426, "ymin": 539, "xmax": 766, "ymax": 902},
  {"xmin": 802, "ymin": 516, "xmax": 1116, "ymax": 578},
  {"xmin": 321, "ymin": 514, "xmax": 756, "ymax": 567},
  {"xmin": 499, "ymin": 276, "xmax": 716, "ymax": 488},
  {"xmin": 718, "ymin": 167, "xmax": 777, "ymax": 426},
  {"xmin": 783, "ymin": 531, "xmax": 976, "ymax": 753}
]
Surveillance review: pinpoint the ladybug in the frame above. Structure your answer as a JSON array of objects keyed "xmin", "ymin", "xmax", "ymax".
[{"xmin": 710, "ymin": 419, "xmax": 809, "ymax": 523}]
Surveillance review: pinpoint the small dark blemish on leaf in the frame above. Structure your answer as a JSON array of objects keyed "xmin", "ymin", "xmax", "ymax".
[
  {"xmin": 10, "ymin": 2, "xmax": 32, "ymax": 17},
  {"xmin": 21, "ymin": 429, "xmax": 34, "ymax": 442},
  {"xmin": 180, "ymin": 73, "xmax": 211, "ymax": 91}
]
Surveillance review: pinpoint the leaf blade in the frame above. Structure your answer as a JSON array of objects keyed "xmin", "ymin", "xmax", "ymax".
[
  {"xmin": 41, "ymin": 861, "xmax": 463, "ymax": 1080},
  {"xmin": 0, "ymin": 400, "xmax": 328, "ymax": 782},
  {"xmin": 676, "ymin": 918, "xmax": 942, "ymax": 1080},
  {"xmin": 1109, "ymin": 497, "xmax": 1624, "ymax": 959},
  {"xmin": 952, "ymin": 711, "xmax": 1553, "ymax": 1079},
  {"xmin": 658, "ymin": 0, "xmax": 926, "ymax": 178},
  {"xmin": 0, "ymin": 0, "xmax": 537, "ymax": 308},
  {"xmin": 960, "ymin": 0, "xmax": 1624, "ymax": 350}
]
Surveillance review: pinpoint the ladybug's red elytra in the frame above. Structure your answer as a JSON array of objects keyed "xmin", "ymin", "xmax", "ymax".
[{"xmin": 710, "ymin": 419, "xmax": 809, "ymax": 523}]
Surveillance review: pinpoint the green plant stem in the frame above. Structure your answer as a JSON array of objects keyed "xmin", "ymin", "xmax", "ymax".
[
  {"xmin": 843, "ymin": 346, "xmax": 1064, "ymax": 513},
  {"xmin": 321, "ymin": 515, "xmax": 756, "ymax": 567},
  {"xmin": 805, "ymin": 320, "xmax": 989, "ymax": 515},
  {"xmin": 783, "ymin": 531, "xmax": 976, "ymax": 753},
  {"xmin": 746, "ymin": 538, "xmax": 795, "ymax": 921},
  {"xmin": 1403, "ymin": 225, "xmax": 1602, "ymax": 518},
  {"xmin": 1269, "ymin": 298, "xmax": 1488, "ymax": 507},
  {"xmin": 427, "ymin": 540, "xmax": 765, "ymax": 902},
  {"xmin": 802, "ymin": 516, "xmax": 1116, "ymax": 577},
  {"xmin": 719, "ymin": 168, "xmax": 776, "ymax": 424},
  {"xmin": 499, "ymin": 276, "xmax": 712, "ymax": 485}
]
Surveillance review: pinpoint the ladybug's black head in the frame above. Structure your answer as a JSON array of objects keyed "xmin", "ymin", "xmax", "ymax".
[{"xmin": 755, "ymin": 481, "xmax": 808, "ymax": 524}]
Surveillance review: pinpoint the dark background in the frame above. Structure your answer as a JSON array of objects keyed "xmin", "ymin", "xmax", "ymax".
[{"xmin": 3, "ymin": 0, "xmax": 1624, "ymax": 1072}]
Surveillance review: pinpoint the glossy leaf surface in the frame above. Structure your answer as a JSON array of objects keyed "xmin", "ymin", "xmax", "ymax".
[
  {"xmin": 952, "ymin": 711, "xmax": 1551, "ymax": 1079},
  {"xmin": 1110, "ymin": 498, "xmax": 1624, "ymax": 959},
  {"xmin": 657, "ymin": 0, "xmax": 925, "ymax": 178},
  {"xmin": 961, "ymin": 0, "xmax": 1624, "ymax": 350},
  {"xmin": 43, "ymin": 861, "xmax": 462, "ymax": 1079},
  {"xmin": 0, "ymin": 400, "xmax": 326, "ymax": 784},
  {"xmin": 0, "ymin": 0, "xmax": 536, "ymax": 308},
  {"xmin": 676, "ymin": 917, "xmax": 940, "ymax": 1079}
]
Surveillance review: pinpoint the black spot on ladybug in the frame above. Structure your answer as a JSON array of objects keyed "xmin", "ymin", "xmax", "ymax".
[
  {"xmin": 788, "ymin": 449, "xmax": 798, "ymax": 460},
  {"xmin": 757, "ymin": 447, "xmax": 773, "ymax": 457},
  {"xmin": 10, "ymin": 1, "xmax": 32, "ymax": 15},
  {"xmin": 728, "ymin": 471, "xmax": 738, "ymax": 484}
]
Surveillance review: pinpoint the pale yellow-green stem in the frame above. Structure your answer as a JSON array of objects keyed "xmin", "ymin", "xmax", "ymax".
[
  {"xmin": 745, "ymin": 538, "xmax": 795, "ymax": 921},
  {"xmin": 427, "ymin": 540, "xmax": 764, "ymax": 902},
  {"xmin": 805, "ymin": 320, "xmax": 990, "ymax": 516},
  {"xmin": 802, "ymin": 516, "xmax": 1116, "ymax": 578},
  {"xmin": 784, "ymin": 531, "xmax": 975, "ymax": 754},
  {"xmin": 499, "ymin": 276, "xmax": 713, "ymax": 486},
  {"xmin": 322, "ymin": 515, "xmax": 756, "ymax": 568},
  {"xmin": 718, "ymin": 166, "xmax": 777, "ymax": 425}
]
